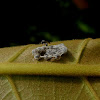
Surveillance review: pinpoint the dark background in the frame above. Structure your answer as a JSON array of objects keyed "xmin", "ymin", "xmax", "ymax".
[{"xmin": 0, "ymin": 0, "xmax": 100, "ymax": 47}]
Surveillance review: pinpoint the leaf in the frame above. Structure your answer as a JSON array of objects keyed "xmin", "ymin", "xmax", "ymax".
[
  {"xmin": 77, "ymin": 21, "xmax": 95, "ymax": 34},
  {"xmin": 0, "ymin": 38, "xmax": 100, "ymax": 100}
]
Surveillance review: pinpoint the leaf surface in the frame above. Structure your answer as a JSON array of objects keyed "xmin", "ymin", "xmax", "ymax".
[{"xmin": 0, "ymin": 38, "xmax": 100, "ymax": 100}]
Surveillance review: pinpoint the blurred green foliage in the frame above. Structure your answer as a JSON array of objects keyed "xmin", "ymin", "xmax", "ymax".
[
  {"xmin": 0, "ymin": 0, "xmax": 99, "ymax": 47},
  {"xmin": 77, "ymin": 20, "xmax": 95, "ymax": 34}
]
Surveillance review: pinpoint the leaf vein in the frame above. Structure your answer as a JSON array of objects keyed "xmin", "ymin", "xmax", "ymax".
[
  {"xmin": 76, "ymin": 38, "xmax": 100, "ymax": 100},
  {"xmin": 75, "ymin": 84, "xmax": 84, "ymax": 100},
  {"xmin": 82, "ymin": 77, "xmax": 100, "ymax": 100},
  {"xmin": 2, "ymin": 91, "xmax": 12, "ymax": 100},
  {"xmin": 7, "ymin": 45, "xmax": 32, "ymax": 62},
  {"xmin": 5, "ymin": 75, "xmax": 21, "ymax": 100}
]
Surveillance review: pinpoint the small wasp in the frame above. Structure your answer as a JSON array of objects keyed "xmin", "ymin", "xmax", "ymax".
[{"xmin": 41, "ymin": 40, "xmax": 50, "ymax": 46}]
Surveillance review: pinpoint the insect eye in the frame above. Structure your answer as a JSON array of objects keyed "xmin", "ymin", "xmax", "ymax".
[
  {"xmin": 41, "ymin": 40, "xmax": 45, "ymax": 44},
  {"xmin": 45, "ymin": 43, "xmax": 48, "ymax": 46},
  {"xmin": 41, "ymin": 40, "xmax": 48, "ymax": 46}
]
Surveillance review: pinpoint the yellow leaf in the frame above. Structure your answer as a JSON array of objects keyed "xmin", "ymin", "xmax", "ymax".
[{"xmin": 0, "ymin": 38, "xmax": 100, "ymax": 100}]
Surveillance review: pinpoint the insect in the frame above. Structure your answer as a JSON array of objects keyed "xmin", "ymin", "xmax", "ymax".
[
  {"xmin": 32, "ymin": 41, "xmax": 67, "ymax": 62},
  {"xmin": 41, "ymin": 40, "xmax": 50, "ymax": 46}
]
